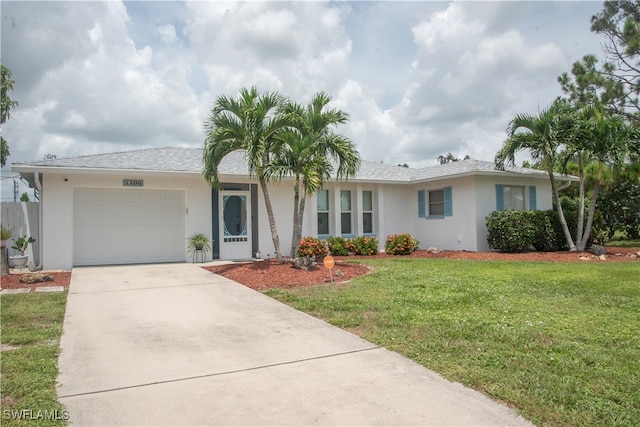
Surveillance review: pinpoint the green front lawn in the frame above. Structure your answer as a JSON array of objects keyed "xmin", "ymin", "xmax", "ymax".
[
  {"xmin": 266, "ymin": 259, "xmax": 640, "ymax": 426},
  {"xmin": 1, "ymin": 292, "xmax": 69, "ymax": 426}
]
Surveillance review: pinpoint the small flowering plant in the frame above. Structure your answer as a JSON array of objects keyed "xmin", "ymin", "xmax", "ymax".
[
  {"xmin": 349, "ymin": 236, "xmax": 378, "ymax": 255},
  {"xmin": 297, "ymin": 237, "xmax": 328, "ymax": 258},
  {"xmin": 385, "ymin": 233, "xmax": 419, "ymax": 255},
  {"xmin": 327, "ymin": 236, "xmax": 349, "ymax": 256}
]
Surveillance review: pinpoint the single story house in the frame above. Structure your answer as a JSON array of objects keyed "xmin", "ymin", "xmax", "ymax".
[{"xmin": 12, "ymin": 147, "xmax": 574, "ymax": 270}]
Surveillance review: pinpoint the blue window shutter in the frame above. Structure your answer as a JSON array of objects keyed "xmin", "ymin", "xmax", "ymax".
[
  {"xmin": 418, "ymin": 190, "xmax": 425, "ymax": 218},
  {"xmin": 529, "ymin": 186, "xmax": 537, "ymax": 210},
  {"xmin": 495, "ymin": 184, "xmax": 504, "ymax": 210},
  {"xmin": 444, "ymin": 186, "xmax": 453, "ymax": 216}
]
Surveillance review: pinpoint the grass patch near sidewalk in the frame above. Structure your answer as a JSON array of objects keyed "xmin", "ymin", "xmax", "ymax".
[
  {"xmin": 1, "ymin": 292, "xmax": 69, "ymax": 426},
  {"xmin": 266, "ymin": 258, "xmax": 640, "ymax": 426}
]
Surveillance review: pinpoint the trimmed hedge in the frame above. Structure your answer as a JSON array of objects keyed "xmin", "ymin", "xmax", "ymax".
[
  {"xmin": 487, "ymin": 204, "xmax": 607, "ymax": 253},
  {"xmin": 486, "ymin": 210, "xmax": 542, "ymax": 253}
]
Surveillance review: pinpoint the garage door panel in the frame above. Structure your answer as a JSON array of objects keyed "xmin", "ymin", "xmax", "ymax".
[
  {"xmin": 74, "ymin": 189, "xmax": 185, "ymax": 266},
  {"xmin": 144, "ymin": 209, "xmax": 167, "ymax": 225}
]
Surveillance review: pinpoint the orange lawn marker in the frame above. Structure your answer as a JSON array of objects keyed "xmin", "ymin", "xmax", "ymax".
[
  {"xmin": 323, "ymin": 255, "xmax": 335, "ymax": 269},
  {"xmin": 323, "ymin": 255, "xmax": 335, "ymax": 283}
]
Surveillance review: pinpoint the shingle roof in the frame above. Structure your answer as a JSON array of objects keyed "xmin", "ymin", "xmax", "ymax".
[
  {"xmin": 15, "ymin": 147, "xmax": 205, "ymax": 172},
  {"xmin": 12, "ymin": 147, "xmax": 569, "ymax": 183},
  {"xmin": 410, "ymin": 158, "xmax": 551, "ymax": 181}
]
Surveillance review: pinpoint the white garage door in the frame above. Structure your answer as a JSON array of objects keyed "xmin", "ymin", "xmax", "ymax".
[{"xmin": 74, "ymin": 189, "xmax": 186, "ymax": 266}]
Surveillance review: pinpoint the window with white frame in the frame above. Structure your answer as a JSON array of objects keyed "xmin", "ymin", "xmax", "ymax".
[
  {"xmin": 496, "ymin": 184, "xmax": 537, "ymax": 211},
  {"xmin": 341, "ymin": 190, "xmax": 352, "ymax": 235},
  {"xmin": 499, "ymin": 185, "xmax": 525, "ymax": 210},
  {"xmin": 362, "ymin": 190, "xmax": 373, "ymax": 234},
  {"xmin": 418, "ymin": 187, "xmax": 453, "ymax": 218},
  {"xmin": 317, "ymin": 190, "xmax": 330, "ymax": 235},
  {"xmin": 428, "ymin": 189, "xmax": 445, "ymax": 216},
  {"xmin": 504, "ymin": 186, "xmax": 525, "ymax": 210}
]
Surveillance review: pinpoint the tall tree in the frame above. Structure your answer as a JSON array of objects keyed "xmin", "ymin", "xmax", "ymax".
[
  {"xmin": 1, "ymin": 65, "xmax": 18, "ymax": 167},
  {"xmin": 559, "ymin": 1, "xmax": 640, "ymax": 122},
  {"xmin": 564, "ymin": 106, "xmax": 640, "ymax": 250},
  {"xmin": 495, "ymin": 100, "xmax": 578, "ymax": 251},
  {"xmin": 558, "ymin": 54, "xmax": 624, "ymax": 114},
  {"xmin": 203, "ymin": 86, "xmax": 293, "ymax": 261},
  {"xmin": 272, "ymin": 92, "xmax": 360, "ymax": 257}
]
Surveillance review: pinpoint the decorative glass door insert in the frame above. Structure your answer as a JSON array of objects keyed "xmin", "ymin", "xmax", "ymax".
[{"xmin": 222, "ymin": 195, "xmax": 248, "ymax": 243}]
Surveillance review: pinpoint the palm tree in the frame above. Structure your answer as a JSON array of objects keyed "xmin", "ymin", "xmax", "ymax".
[
  {"xmin": 272, "ymin": 92, "xmax": 360, "ymax": 257},
  {"xmin": 566, "ymin": 106, "xmax": 640, "ymax": 250},
  {"xmin": 1, "ymin": 65, "xmax": 18, "ymax": 167},
  {"xmin": 203, "ymin": 86, "xmax": 293, "ymax": 261},
  {"xmin": 495, "ymin": 99, "xmax": 578, "ymax": 251},
  {"xmin": 436, "ymin": 152, "xmax": 458, "ymax": 164}
]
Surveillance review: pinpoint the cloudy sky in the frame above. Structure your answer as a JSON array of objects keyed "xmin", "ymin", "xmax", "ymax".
[{"xmin": 1, "ymin": 1, "xmax": 607, "ymax": 200}]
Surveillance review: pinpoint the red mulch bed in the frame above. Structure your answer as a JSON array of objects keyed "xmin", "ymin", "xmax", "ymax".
[
  {"xmin": 2, "ymin": 247, "xmax": 637, "ymax": 293},
  {"xmin": 204, "ymin": 260, "xmax": 372, "ymax": 291},
  {"xmin": 204, "ymin": 247, "xmax": 639, "ymax": 291},
  {"xmin": 1, "ymin": 271, "xmax": 72, "ymax": 293}
]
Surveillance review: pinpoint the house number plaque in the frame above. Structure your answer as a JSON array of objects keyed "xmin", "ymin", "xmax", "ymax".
[{"xmin": 123, "ymin": 179, "xmax": 144, "ymax": 187}]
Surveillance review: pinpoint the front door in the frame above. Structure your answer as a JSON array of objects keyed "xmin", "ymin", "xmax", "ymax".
[{"xmin": 220, "ymin": 191, "xmax": 251, "ymax": 259}]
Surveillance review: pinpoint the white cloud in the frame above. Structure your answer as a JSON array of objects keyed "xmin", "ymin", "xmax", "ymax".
[
  {"xmin": 157, "ymin": 24, "xmax": 177, "ymax": 45},
  {"xmin": 412, "ymin": 3, "xmax": 484, "ymax": 53},
  {"xmin": 0, "ymin": 0, "xmax": 606, "ymax": 192}
]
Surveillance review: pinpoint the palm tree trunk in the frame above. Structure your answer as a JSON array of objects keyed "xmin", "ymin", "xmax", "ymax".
[
  {"xmin": 258, "ymin": 175, "xmax": 283, "ymax": 261},
  {"xmin": 290, "ymin": 179, "xmax": 308, "ymax": 257},
  {"xmin": 576, "ymin": 152, "xmax": 586, "ymax": 245},
  {"xmin": 549, "ymin": 170, "xmax": 577, "ymax": 251},
  {"xmin": 294, "ymin": 181, "xmax": 309, "ymax": 257},
  {"xmin": 577, "ymin": 177, "xmax": 601, "ymax": 251},
  {"xmin": 290, "ymin": 178, "xmax": 301, "ymax": 257}
]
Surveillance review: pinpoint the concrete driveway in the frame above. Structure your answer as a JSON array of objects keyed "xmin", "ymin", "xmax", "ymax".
[{"xmin": 57, "ymin": 263, "xmax": 531, "ymax": 426}]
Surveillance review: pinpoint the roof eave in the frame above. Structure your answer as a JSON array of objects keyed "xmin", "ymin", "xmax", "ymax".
[
  {"xmin": 11, "ymin": 164, "xmax": 203, "ymax": 177},
  {"xmin": 475, "ymin": 169, "xmax": 579, "ymax": 181},
  {"xmin": 409, "ymin": 169, "xmax": 578, "ymax": 184}
]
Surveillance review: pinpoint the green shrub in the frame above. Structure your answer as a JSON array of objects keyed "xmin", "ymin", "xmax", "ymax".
[
  {"xmin": 597, "ymin": 179, "xmax": 640, "ymax": 239},
  {"xmin": 385, "ymin": 233, "xmax": 420, "ymax": 255},
  {"xmin": 530, "ymin": 211, "xmax": 557, "ymax": 252},
  {"xmin": 486, "ymin": 210, "xmax": 538, "ymax": 253},
  {"xmin": 348, "ymin": 236, "xmax": 379, "ymax": 256},
  {"xmin": 543, "ymin": 209, "xmax": 569, "ymax": 251},
  {"xmin": 486, "ymin": 204, "xmax": 608, "ymax": 253},
  {"xmin": 297, "ymin": 237, "xmax": 328, "ymax": 258},
  {"xmin": 326, "ymin": 236, "xmax": 349, "ymax": 256},
  {"xmin": 556, "ymin": 197, "xmax": 607, "ymax": 247}
]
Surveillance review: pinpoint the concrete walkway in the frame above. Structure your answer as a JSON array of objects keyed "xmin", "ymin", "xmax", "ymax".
[{"xmin": 57, "ymin": 263, "xmax": 532, "ymax": 426}]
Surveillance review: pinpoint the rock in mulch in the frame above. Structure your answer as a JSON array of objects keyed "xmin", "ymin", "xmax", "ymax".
[
  {"xmin": 19, "ymin": 273, "xmax": 54, "ymax": 284},
  {"xmin": 591, "ymin": 244, "xmax": 606, "ymax": 255},
  {"xmin": 290, "ymin": 256, "xmax": 315, "ymax": 271}
]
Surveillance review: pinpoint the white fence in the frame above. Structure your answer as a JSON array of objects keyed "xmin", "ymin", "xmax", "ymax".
[{"xmin": 1, "ymin": 202, "xmax": 40, "ymax": 266}]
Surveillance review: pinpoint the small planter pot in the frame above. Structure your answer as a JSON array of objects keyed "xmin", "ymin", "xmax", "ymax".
[{"xmin": 9, "ymin": 255, "xmax": 29, "ymax": 268}]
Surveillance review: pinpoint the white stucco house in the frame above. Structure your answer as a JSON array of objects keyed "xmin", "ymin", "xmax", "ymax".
[{"xmin": 12, "ymin": 147, "xmax": 573, "ymax": 270}]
